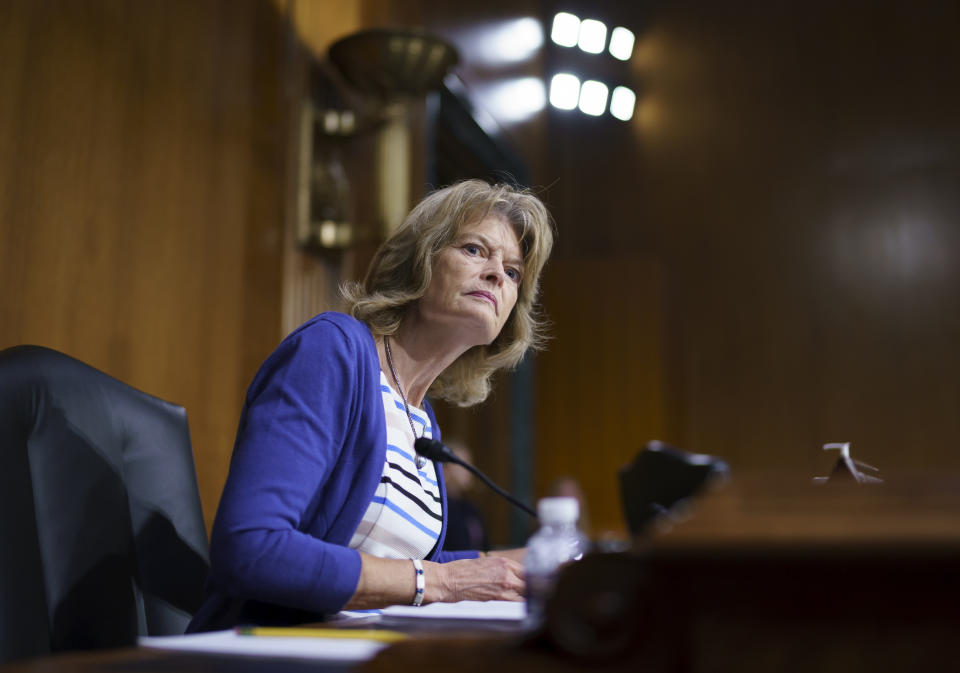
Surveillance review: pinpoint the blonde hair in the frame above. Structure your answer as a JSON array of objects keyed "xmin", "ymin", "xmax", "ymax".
[{"xmin": 342, "ymin": 179, "xmax": 554, "ymax": 406}]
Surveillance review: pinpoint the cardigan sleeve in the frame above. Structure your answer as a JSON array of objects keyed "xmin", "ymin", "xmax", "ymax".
[
  {"xmin": 208, "ymin": 319, "xmax": 366, "ymax": 615},
  {"xmin": 434, "ymin": 549, "xmax": 480, "ymax": 562}
]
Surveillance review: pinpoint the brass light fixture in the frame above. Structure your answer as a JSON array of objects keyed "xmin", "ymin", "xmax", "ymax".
[
  {"xmin": 328, "ymin": 28, "xmax": 459, "ymax": 110},
  {"xmin": 328, "ymin": 29, "xmax": 460, "ymax": 237}
]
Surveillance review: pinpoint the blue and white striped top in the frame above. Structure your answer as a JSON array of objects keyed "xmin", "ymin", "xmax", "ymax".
[{"xmin": 348, "ymin": 371, "xmax": 443, "ymax": 559}]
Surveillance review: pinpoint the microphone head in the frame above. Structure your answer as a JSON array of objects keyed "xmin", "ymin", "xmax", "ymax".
[{"xmin": 414, "ymin": 437, "xmax": 451, "ymax": 462}]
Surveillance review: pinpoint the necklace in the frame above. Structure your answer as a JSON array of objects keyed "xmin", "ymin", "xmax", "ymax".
[{"xmin": 384, "ymin": 335, "xmax": 427, "ymax": 469}]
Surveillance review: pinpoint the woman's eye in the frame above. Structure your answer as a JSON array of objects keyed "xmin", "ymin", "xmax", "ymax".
[
  {"xmin": 463, "ymin": 244, "xmax": 481, "ymax": 256},
  {"xmin": 506, "ymin": 268, "xmax": 522, "ymax": 283}
]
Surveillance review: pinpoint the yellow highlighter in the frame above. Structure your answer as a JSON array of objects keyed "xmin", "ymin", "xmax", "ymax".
[{"xmin": 235, "ymin": 627, "xmax": 407, "ymax": 643}]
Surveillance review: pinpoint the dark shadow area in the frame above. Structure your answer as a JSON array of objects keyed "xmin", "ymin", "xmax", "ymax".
[{"xmin": 134, "ymin": 509, "xmax": 212, "ymax": 618}]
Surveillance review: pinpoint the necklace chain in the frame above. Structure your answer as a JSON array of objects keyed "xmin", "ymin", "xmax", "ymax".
[{"xmin": 384, "ymin": 335, "xmax": 427, "ymax": 469}]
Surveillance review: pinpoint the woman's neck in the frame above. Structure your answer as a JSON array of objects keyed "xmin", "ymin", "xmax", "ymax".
[{"xmin": 378, "ymin": 317, "xmax": 471, "ymax": 408}]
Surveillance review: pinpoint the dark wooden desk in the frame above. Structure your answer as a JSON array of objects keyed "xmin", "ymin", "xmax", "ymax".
[
  {"xmin": 0, "ymin": 619, "xmax": 532, "ymax": 673},
  {"xmin": 2, "ymin": 647, "xmax": 353, "ymax": 673},
  {"xmin": 7, "ymin": 473, "xmax": 960, "ymax": 673},
  {"xmin": 378, "ymin": 474, "xmax": 960, "ymax": 673}
]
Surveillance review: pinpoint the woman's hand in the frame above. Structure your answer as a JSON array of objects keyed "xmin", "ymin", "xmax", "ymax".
[{"xmin": 425, "ymin": 555, "xmax": 525, "ymax": 603}]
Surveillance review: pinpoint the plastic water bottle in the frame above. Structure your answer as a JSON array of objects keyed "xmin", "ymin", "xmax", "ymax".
[{"xmin": 524, "ymin": 496, "xmax": 588, "ymax": 627}]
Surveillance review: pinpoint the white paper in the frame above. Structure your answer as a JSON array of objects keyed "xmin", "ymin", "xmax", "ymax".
[
  {"xmin": 381, "ymin": 599, "xmax": 526, "ymax": 620},
  {"xmin": 138, "ymin": 630, "xmax": 390, "ymax": 661}
]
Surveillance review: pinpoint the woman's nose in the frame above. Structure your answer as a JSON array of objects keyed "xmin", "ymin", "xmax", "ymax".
[{"xmin": 482, "ymin": 253, "xmax": 505, "ymax": 285}]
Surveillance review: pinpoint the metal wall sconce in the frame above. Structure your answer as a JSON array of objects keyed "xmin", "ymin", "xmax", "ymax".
[
  {"xmin": 327, "ymin": 29, "xmax": 459, "ymax": 237},
  {"xmin": 328, "ymin": 28, "xmax": 459, "ymax": 112},
  {"xmin": 296, "ymin": 29, "xmax": 458, "ymax": 254}
]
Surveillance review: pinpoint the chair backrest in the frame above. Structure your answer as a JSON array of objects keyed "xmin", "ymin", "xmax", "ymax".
[{"xmin": 0, "ymin": 345, "xmax": 209, "ymax": 663}]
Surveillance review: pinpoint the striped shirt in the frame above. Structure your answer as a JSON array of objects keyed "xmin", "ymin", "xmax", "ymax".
[{"xmin": 348, "ymin": 371, "xmax": 443, "ymax": 559}]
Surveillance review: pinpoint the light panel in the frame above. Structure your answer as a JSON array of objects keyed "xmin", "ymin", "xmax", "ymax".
[
  {"xmin": 609, "ymin": 27, "xmax": 635, "ymax": 61},
  {"xmin": 549, "ymin": 73, "xmax": 581, "ymax": 110},
  {"xmin": 473, "ymin": 18, "xmax": 544, "ymax": 65},
  {"xmin": 610, "ymin": 86, "xmax": 636, "ymax": 121},
  {"xmin": 577, "ymin": 19, "xmax": 607, "ymax": 54},
  {"xmin": 578, "ymin": 80, "xmax": 608, "ymax": 116},
  {"xmin": 483, "ymin": 77, "xmax": 547, "ymax": 122},
  {"xmin": 550, "ymin": 13, "xmax": 580, "ymax": 48}
]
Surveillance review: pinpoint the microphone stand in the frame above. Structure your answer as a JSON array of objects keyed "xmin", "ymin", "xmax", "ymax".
[
  {"xmin": 416, "ymin": 438, "xmax": 538, "ymax": 519},
  {"xmin": 450, "ymin": 456, "xmax": 538, "ymax": 519}
]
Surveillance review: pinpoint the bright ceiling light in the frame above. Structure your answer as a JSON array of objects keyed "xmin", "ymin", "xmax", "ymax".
[
  {"xmin": 578, "ymin": 80, "xmax": 608, "ymax": 116},
  {"xmin": 471, "ymin": 18, "xmax": 544, "ymax": 65},
  {"xmin": 482, "ymin": 77, "xmax": 547, "ymax": 123},
  {"xmin": 609, "ymin": 27, "xmax": 635, "ymax": 61},
  {"xmin": 549, "ymin": 73, "xmax": 581, "ymax": 110},
  {"xmin": 551, "ymin": 13, "xmax": 580, "ymax": 48},
  {"xmin": 610, "ymin": 86, "xmax": 636, "ymax": 121},
  {"xmin": 577, "ymin": 19, "xmax": 607, "ymax": 54}
]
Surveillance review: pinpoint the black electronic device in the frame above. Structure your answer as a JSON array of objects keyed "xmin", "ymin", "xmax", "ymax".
[{"xmin": 618, "ymin": 440, "xmax": 729, "ymax": 536}]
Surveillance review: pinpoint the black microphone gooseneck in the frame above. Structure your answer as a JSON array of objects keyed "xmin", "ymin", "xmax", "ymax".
[{"xmin": 415, "ymin": 437, "xmax": 538, "ymax": 519}]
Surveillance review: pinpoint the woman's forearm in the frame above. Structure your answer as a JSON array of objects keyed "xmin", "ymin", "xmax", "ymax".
[
  {"xmin": 343, "ymin": 551, "xmax": 525, "ymax": 609},
  {"xmin": 343, "ymin": 553, "xmax": 418, "ymax": 609}
]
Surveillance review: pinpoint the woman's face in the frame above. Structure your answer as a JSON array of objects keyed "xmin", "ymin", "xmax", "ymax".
[{"xmin": 417, "ymin": 215, "xmax": 523, "ymax": 348}]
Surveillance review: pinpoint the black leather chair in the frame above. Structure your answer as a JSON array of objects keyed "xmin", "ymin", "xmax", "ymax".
[{"xmin": 0, "ymin": 345, "xmax": 210, "ymax": 663}]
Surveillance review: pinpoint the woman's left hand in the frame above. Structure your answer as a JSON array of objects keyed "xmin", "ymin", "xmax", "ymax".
[{"xmin": 425, "ymin": 555, "xmax": 525, "ymax": 603}]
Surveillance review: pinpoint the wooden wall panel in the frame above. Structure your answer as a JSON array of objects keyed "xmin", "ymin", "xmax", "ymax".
[
  {"xmin": 636, "ymin": 0, "xmax": 960, "ymax": 476},
  {"xmin": 535, "ymin": 0, "xmax": 960, "ymax": 531},
  {"xmin": 535, "ymin": 258, "xmax": 665, "ymax": 537},
  {"xmin": 0, "ymin": 0, "xmax": 292, "ymax": 529}
]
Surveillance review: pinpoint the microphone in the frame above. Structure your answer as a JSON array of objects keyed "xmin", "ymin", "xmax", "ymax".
[{"xmin": 415, "ymin": 437, "xmax": 538, "ymax": 519}]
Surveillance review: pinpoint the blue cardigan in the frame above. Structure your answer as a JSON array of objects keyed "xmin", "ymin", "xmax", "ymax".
[{"xmin": 189, "ymin": 312, "xmax": 477, "ymax": 630}]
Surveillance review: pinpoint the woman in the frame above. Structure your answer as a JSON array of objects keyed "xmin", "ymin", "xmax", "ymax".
[{"xmin": 189, "ymin": 179, "xmax": 554, "ymax": 630}]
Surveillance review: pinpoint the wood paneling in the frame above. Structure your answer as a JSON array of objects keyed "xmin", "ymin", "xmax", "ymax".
[
  {"xmin": 535, "ymin": 258, "xmax": 665, "ymax": 537},
  {"xmin": 0, "ymin": 0, "xmax": 293, "ymax": 529},
  {"xmin": 634, "ymin": 0, "xmax": 960, "ymax": 474},
  {"xmin": 535, "ymin": 0, "xmax": 960, "ymax": 537}
]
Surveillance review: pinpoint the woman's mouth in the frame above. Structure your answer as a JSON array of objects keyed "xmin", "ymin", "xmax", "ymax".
[{"xmin": 467, "ymin": 291, "xmax": 498, "ymax": 312}]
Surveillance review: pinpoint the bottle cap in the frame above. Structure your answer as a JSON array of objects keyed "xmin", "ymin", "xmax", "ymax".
[{"xmin": 537, "ymin": 496, "xmax": 579, "ymax": 524}]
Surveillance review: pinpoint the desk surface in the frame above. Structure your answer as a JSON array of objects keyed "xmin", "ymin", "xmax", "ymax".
[
  {"xmin": 2, "ymin": 647, "xmax": 354, "ymax": 673},
  {"xmin": 0, "ymin": 618, "xmax": 534, "ymax": 673},
  {"xmin": 8, "ymin": 477, "xmax": 960, "ymax": 673},
  {"xmin": 1, "ymin": 632, "xmax": 622, "ymax": 673}
]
